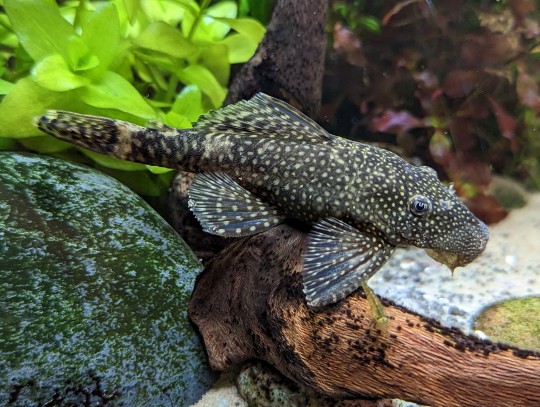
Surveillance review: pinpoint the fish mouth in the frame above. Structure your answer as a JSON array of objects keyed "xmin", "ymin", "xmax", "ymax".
[
  {"xmin": 425, "ymin": 249, "xmax": 477, "ymax": 270},
  {"xmin": 425, "ymin": 220, "xmax": 490, "ymax": 270}
]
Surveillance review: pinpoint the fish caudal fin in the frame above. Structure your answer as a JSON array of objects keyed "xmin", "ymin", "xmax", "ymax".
[
  {"xmin": 189, "ymin": 172, "xmax": 285, "ymax": 237},
  {"xmin": 36, "ymin": 110, "xmax": 138, "ymax": 157},
  {"xmin": 303, "ymin": 217, "xmax": 395, "ymax": 307},
  {"xmin": 35, "ymin": 111, "xmax": 189, "ymax": 168}
]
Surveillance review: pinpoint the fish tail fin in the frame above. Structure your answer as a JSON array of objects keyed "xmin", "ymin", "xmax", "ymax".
[
  {"xmin": 35, "ymin": 110, "xmax": 192, "ymax": 169},
  {"xmin": 36, "ymin": 110, "xmax": 148, "ymax": 159}
]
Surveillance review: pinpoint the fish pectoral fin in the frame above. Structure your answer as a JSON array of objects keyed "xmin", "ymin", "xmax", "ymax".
[
  {"xmin": 188, "ymin": 172, "xmax": 285, "ymax": 237},
  {"xmin": 303, "ymin": 217, "xmax": 395, "ymax": 307},
  {"xmin": 194, "ymin": 93, "xmax": 335, "ymax": 143}
]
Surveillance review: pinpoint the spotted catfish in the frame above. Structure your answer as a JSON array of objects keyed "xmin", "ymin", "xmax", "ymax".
[{"xmin": 36, "ymin": 93, "xmax": 489, "ymax": 307}]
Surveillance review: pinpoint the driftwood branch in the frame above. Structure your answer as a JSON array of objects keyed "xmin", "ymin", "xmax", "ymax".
[
  {"xmin": 188, "ymin": 225, "xmax": 540, "ymax": 407},
  {"xmin": 225, "ymin": 0, "xmax": 329, "ymax": 115}
]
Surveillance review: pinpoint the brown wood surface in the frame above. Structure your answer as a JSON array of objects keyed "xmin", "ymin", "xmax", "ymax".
[
  {"xmin": 225, "ymin": 0, "xmax": 329, "ymax": 115},
  {"xmin": 189, "ymin": 224, "xmax": 540, "ymax": 407}
]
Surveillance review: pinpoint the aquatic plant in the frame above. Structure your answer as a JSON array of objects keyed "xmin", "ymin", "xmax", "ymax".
[
  {"xmin": 0, "ymin": 0, "xmax": 265, "ymax": 195},
  {"xmin": 325, "ymin": 0, "xmax": 540, "ymax": 222}
]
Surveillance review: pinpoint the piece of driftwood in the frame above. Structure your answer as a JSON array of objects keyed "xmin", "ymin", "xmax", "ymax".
[
  {"xmin": 225, "ymin": 0, "xmax": 329, "ymax": 115},
  {"xmin": 188, "ymin": 224, "xmax": 540, "ymax": 407}
]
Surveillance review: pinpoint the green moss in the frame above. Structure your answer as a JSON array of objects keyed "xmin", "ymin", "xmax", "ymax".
[{"xmin": 474, "ymin": 296, "xmax": 540, "ymax": 352}]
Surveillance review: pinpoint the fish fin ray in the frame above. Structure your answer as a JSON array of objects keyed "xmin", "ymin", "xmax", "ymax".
[
  {"xmin": 194, "ymin": 93, "xmax": 334, "ymax": 143},
  {"xmin": 188, "ymin": 172, "xmax": 285, "ymax": 237},
  {"xmin": 303, "ymin": 217, "xmax": 395, "ymax": 307}
]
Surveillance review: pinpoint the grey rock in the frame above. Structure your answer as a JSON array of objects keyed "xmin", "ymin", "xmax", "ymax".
[{"xmin": 0, "ymin": 153, "xmax": 216, "ymax": 406}]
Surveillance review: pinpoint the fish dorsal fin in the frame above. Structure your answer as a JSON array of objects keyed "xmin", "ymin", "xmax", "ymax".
[
  {"xmin": 194, "ymin": 93, "xmax": 334, "ymax": 143},
  {"xmin": 303, "ymin": 217, "xmax": 395, "ymax": 307},
  {"xmin": 188, "ymin": 172, "xmax": 285, "ymax": 237}
]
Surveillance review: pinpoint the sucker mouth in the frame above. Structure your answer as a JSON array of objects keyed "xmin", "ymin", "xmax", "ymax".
[
  {"xmin": 424, "ymin": 247, "xmax": 483, "ymax": 271},
  {"xmin": 424, "ymin": 219, "xmax": 490, "ymax": 270}
]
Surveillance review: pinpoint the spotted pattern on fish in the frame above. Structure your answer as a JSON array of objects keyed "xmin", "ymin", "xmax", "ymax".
[{"xmin": 35, "ymin": 93, "xmax": 489, "ymax": 307}]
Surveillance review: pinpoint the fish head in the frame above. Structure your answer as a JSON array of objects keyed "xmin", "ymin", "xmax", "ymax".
[{"xmin": 365, "ymin": 161, "xmax": 489, "ymax": 269}]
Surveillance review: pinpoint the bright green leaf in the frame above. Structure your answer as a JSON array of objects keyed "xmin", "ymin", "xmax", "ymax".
[
  {"xmin": 171, "ymin": 85, "xmax": 204, "ymax": 122},
  {"xmin": 4, "ymin": 0, "xmax": 77, "ymax": 63},
  {"xmin": 164, "ymin": 111, "xmax": 193, "ymax": 128},
  {"xmin": 65, "ymin": 35, "xmax": 99, "ymax": 72},
  {"xmin": 82, "ymin": 149, "xmax": 148, "ymax": 171},
  {"xmin": 147, "ymin": 64, "xmax": 169, "ymax": 92},
  {"xmin": 79, "ymin": 70, "xmax": 156, "ymax": 119},
  {"xmin": 146, "ymin": 165, "xmax": 173, "ymax": 174},
  {"xmin": 133, "ymin": 49, "xmax": 179, "ymax": 72},
  {"xmin": 0, "ymin": 77, "xmax": 70, "ymax": 138},
  {"xmin": 204, "ymin": 1, "xmax": 237, "ymax": 39},
  {"xmin": 177, "ymin": 64, "xmax": 226, "ymax": 108},
  {"xmin": 199, "ymin": 44, "xmax": 229, "ymax": 85},
  {"xmin": 215, "ymin": 17, "xmax": 265, "ymax": 43},
  {"xmin": 148, "ymin": 99, "xmax": 174, "ymax": 109},
  {"xmin": 220, "ymin": 33, "xmax": 257, "ymax": 64},
  {"xmin": 359, "ymin": 16, "xmax": 381, "ymax": 33},
  {"xmin": 141, "ymin": 0, "xmax": 192, "ymax": 26},
  {"xmin": 167, "ymin": 0, "xmax": 199, "ymax": 19},
  {"xmin": 118, "ymin": 0, "xmax": 140, "ymax": 25},
  {"xmin": 133, "ymin": 58, "xmax": 154, "ymax": 83},
  {"xmin": 18, "ymin": 134, "xmax": 73, "ymax": 153},
  {"xmin": 215, "ymin": 18, "xmax": 265, "ymax": 63},
  {"xmin": 183, "ymin": 1, "xmax": 237, "ymax": 42},
  {"xmin": 0, "ymin": 79, "xmax": 14, "ymax": 95},
  {"xmin": 135, "ymin": 22, "xmax": 197, "ymax": 59},
  {"xmin": 80, "ymin": 2, "xmax": 122, "ymax": 74},
  {"xmin": 32, "ymin": 54, "xmax": 90, "ymax": 91}
]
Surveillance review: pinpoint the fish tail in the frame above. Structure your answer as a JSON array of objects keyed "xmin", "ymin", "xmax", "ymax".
[{"xmin": 35, "ymin": 110, "xmax": 200, "ymax": 170}]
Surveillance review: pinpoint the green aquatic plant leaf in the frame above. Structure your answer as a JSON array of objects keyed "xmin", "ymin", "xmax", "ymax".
[
  {"xmin": 0, "ymin": 137, "xmax": 16, "ymax": 150},
  {"xmin": 117, "ymin": 0, "xmax": 140, "ymax": 24},
  {"xmin": 80, "ymin": 2, "xmax": 122, "ymax": 75},
  {"xmin": 80, "ymin": 71, "xmax": 156, "ymax": 119},
  {"xmin": 199, "ymin": 44, "xmax": 230, "ymax": 85},
  {"xmin": 171, "ymin": 85, "xmax": 204, "ymax": 122},
  {"xmin": 165, "ymin": 111, "xmax": 193, "ymax": 129},
  {"xmin": 183, "ymin": 0, "xmax": 237, "ymax": 42},
  {"xmin": 82, "ymin": 150, "xmax": 148, "ymax": 171},
  {"xmin": 18, "ymin": 135, "xmax": 72, "ymax": 153},
  {"xmin": 0, "ymin": 77, "xmax": 68, "ymax": 138},
  {"xmin": 4, "ymin": 0, "xmax": 75, "ymax": 63},
  {"xmin": 177, "ymin": 64, "xmax": 226, "ymax": 108},
  {"xmin": 146, "ymin": 165, "xmax": 173, "ymax": 175},
  {"xmin": 135, "ymin": 21, "xmax": 197, "ymax": 59},
  {"xmin": 32, "ymin": 54, "xmax": 91, "ymax": 91},
  {"xmin": 0, "ymin": 0, "xmax": 267, "ymax": 195},
  {"xmin": 141, "ymin": 0, "xmax": 195, "ymax": 25},
  {"xmin": 0, "ymin": 79, "xmax": 14, "ymax": 95}
]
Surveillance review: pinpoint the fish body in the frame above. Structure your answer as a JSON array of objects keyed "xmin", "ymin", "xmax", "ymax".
[{"xmin": 36, "ymin": 93, "xmax": 489, "ymax": 306}]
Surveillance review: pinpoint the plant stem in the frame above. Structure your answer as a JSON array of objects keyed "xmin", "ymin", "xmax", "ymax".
[{"xmin": 188, "ymin": 0, "xmax": 212, "ymax": 41}]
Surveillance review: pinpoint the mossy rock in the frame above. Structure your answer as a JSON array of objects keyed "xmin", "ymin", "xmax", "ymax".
[
  {"xmin": 0, "ymin": 152, "xmax": 216, "ymax": 405},
  {"xmin": 474, "ymin": 296, "xmax": 540, "ymax": 352}
]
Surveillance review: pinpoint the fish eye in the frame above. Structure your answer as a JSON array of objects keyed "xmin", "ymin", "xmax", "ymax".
[{"xmin": 409, "ymin": 195, "xmax": 432, "ymax": 216}]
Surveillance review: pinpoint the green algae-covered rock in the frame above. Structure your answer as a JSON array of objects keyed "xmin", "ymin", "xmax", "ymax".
[
  {"xmin": 0, "ymin": 152, "xmax": 216, "ymax": 405},
  {"xmin": 474, "ymin": 296, "xmax": 540, "ymax": 352}
]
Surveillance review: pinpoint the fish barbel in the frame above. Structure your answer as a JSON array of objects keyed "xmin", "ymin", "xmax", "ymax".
[{"xmin": 36, "ymin": 93, "xmax": 489, "ymax": 307}]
